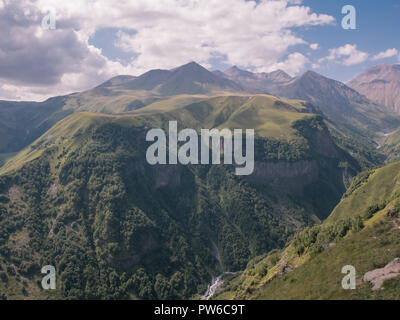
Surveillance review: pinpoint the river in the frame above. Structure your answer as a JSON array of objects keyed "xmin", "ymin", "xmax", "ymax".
[{"xmin": 200, "ymin": 242, "xmax": 237, "ymax": 300}]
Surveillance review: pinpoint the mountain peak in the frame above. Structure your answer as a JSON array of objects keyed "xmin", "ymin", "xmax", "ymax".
[
  {"xmin": 297, "ymin": 70, "xmax": 342, "ymax": 85},
  {"xmin": 296, "ymin": 70, "xmax": 358, "ymax": 92},
  {"xmin": 224, "ymin": 66, "xmax": 253, "ymax": 78},
  {"xmin": 267, "ymin": 69, "xmax": 292, "ymax": 82},
  {"xmin": 157, "ymin": 61, "xmax": 243, "ymax": 95},
  {"xmin": 212, "ymin": 70, "xmax": 225, "ymax": 77},
  {"xmin": 174, "ymin": 61, "xmax": 207, "ymax": 72},
  {"xmin": 300, "ymin": 70, "xmax": 323, "ymax": 79},
  {"xmin": 227, "ymin": 65, "xmax": 241, "ymax": 72},
  {"xmin": 269, "ymin": 69, "xmax": 285, "ymax": 75}
]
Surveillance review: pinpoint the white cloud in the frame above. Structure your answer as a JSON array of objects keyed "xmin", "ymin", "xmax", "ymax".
[
  {"xmin": 111, "ymin": 0, "xmax": 334, "ymax": 74},
  {"xmin": 372, "ymin": 48, "xmax": 398, "ymax": 61},
  {"xmin": 309, "ymin": 43, "xmax": 319, "ymax": 50},
  {"xmin": 0, "ymin": 0, "xmax": 335, "ymax": 100},
  {"xmin": 311, "ymin": 63, "xmax": 320, "ymax": 69},
  {"xmin": 267, "ymin": 52, "xmax": 309, "ymax": 76},
  {"xmin": 319, "ymin": 44, "xmax": 369, "ymax": 66},
  {"xmin": 0, "ymin": 0, "xmax": 134, "ymax": 100}
]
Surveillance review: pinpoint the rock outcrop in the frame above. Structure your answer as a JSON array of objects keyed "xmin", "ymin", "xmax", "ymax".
[{"xmin": 363, "ymin": 258, "xmax": 400, "ymax": 290}]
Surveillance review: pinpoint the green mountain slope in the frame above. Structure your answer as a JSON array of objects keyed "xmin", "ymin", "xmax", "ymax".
[
  {"xmin": 379, "ymin": 128, "xmax": 400, "ymax": 163},
  {"xmin": 0, "ymin": 97, "xmax": 73, "ymax": 154},
  {"xmin": 217, "ymin": 161, "xmax": 400, "ymax": 300},
  {"xmin": 0, "ymin": 95, "xmax": 359, "ymax": 299}
]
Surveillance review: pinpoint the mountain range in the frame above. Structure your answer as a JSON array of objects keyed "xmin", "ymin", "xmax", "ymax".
[
  {"xmin": 216, "ymin": 66, "xmax": 292, "ymax": 93},
  {"xmin": 1, "ymin": 61, "xmax": 400, "ymax": 300}
]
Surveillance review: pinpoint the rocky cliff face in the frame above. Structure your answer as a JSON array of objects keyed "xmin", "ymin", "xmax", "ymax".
[
  {"xmin": 246, "ymin": 119, "xmax": 352, "ymax": 223},
  {"xmin": 250, "ymin": 160, "xmax": 319, "ymax": 193}
]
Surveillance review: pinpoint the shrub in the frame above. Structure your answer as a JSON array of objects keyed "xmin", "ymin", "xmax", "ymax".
[{"xmin": 0, "ymin": 271, "xmax": 8, "ymax": 283}]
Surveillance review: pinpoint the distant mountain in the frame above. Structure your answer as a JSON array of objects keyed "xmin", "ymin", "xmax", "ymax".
[
  {"xmin": 101, "ymin": 62, "xmax": 243, "ymax": 95},
  {"xmin": 212, "ymin": 70, "xmax": 226, "ymax": 78},
  {"xmin": 347, "ymin": 64, "xmax": 400, "ymax": 113},
  {"xmin": 219, "ymin": 67, "xmax": 400, "ymax": 146},
  {"xmin": 157, "ymin": 62, "xmax": 243, "ymax": 95},
  {"xmin": 98, "ymin": 75, "xmax": 137, "ymax": 88},
  {"xmin": 221, "ymin": 66, "xmax": 292, "ymax": 92},
  {"xmin": 224, "ymin": 66, "xmax": 256, "ymax": 79},
  {"xmin": 119, "ymin": 70, "xmax": 172, "ymax": 91},
  {"xmin": 271, "ymin": 70, "xmax": 400, "ymax": 140}
]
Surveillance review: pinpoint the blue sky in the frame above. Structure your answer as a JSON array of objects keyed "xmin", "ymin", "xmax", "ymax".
[
  {"xmin": 87, "ymin": 0, "xmax": 400, "ymax": 82},
  {"xmin": 298, "ymin": 0, "xmax": 400, "ymax": 81},
  {"xmin": 0, "ymin": 0, "xmax": 399, "ymax": 100}
]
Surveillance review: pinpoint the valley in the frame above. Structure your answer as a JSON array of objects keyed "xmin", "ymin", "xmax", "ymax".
[{"xmin": 1, "ymin": 61, "xmax": 400, "ymax": 300}]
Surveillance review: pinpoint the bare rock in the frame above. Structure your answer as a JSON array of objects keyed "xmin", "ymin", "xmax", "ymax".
[
  {"xmin": 8, "ymin": 186, "xmax": 22, "ymax": 202},
  {"xmin": 322, "ymin": 242, "xmax": 336, "ymax": 250},
  {"xmin": 363, "ymin": 258, "xmax": 400, "ymax": 290}
]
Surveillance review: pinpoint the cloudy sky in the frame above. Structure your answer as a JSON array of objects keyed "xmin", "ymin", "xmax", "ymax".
[{"xmin": 0, "ymin": 0, "xmax": 399, "ymax": 101}]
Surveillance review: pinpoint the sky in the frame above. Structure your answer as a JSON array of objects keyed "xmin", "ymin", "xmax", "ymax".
[{"xmin": 0, "ymin": 0, "xmax": 399, "ymax": 101}]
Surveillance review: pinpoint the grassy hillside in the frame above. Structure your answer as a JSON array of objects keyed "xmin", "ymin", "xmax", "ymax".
[
  {"xmin": 217, "ymin": 160, "xmax": 400, "ymax": 300},
  {"xmin": 0, "ymin": 97, "xmax": 73, "ymax": 154},
  {"xmin": 327, "ymin": 161, "xmax": 400, "ymax": 223},
  {"xmin": 0, "ymin": 153, "xmax": 17, "ymax": 168},
  {"xmin": 222, "ymin": 213, "xmax": 400, "ymax": 300},
  {"xmin": 0, "ymin": 95, "xmax": 359, "ymax": 300},
  {"xmin": 380, "ymin": 128, "xmax": 400, "ymax": 163}
]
